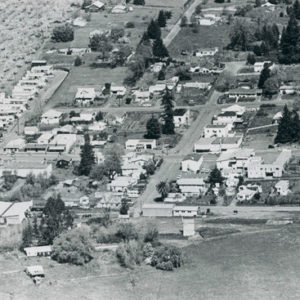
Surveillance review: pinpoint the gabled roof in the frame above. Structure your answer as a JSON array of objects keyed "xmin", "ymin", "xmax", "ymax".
[
  {"xmin": 173, "ymin": 108, "xmax": 187, "ymax": 116},
  {"xmin": 42, "ymin": 109, "xmax": 62, "ymax": 118},
  {"xmin": 88, "ymin": 1, "xmax": 105, "ymax": 9},
  {"xmin": 183, "ymin": 154, "xmax": 202, "ymax": 161},
  {"xmin": 75, "ymin": 88, "xmax": 96, "ymax": 99}
]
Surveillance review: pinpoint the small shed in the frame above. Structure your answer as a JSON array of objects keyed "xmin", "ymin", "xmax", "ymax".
[{"xmin": 25, "ymin": 265, "xmax": 45, "ymax": 277}]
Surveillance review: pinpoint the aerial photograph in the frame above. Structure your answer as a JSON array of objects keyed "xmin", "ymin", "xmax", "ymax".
[{"xmin": 1, "ymin": 0, "xmax": 300, "ymax": 299}]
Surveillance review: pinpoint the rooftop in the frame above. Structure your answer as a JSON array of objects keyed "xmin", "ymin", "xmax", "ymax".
[
  {"xmin": 212, "ymin": 136, "xmax": 242, "ymax": 145},
  {"xmin": 183, "ymin": 154, "xmax": 203, "ymax": 161},
  {"xmin": 177, "ymin": 178, "xmax": 205, "ymax": 185},
  {"xmin": 173, "ymin": 108, "xmax": 187, "ymax": 116}
]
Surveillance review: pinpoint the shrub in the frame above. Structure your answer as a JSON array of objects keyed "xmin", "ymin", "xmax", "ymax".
[
  {"xmin": 52, "ymin": 24, "xmax": 74, "ymax": 42},
  {"xmin": 116, "ymin": 222, "xmax": 139, "ymax": 242},
  {"xmin": 144, "ymin": 224, "xmax": 159, "ymax": 243},
  {"xmin": 51, "ymin": 226, "xmax": 94, "ymax": 265},
  {"xmin": 74, "ymin": 56, "xmax": 82, "ymax": 66},
  {"xmin": 126, "ymin": 22, "xmax": 135, "ymax": 28},
  {"xmin": 143, "ymin": 242, "xmax": 154, "ymax": 258},
  {"xmin": 116, "ymin": 241, "xmax": 143, "ymax": 269}
]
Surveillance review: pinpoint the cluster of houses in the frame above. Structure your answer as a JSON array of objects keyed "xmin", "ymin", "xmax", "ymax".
[{"xmin": 0, "ymin": 61, "xmax": 53, "ymax": 129}]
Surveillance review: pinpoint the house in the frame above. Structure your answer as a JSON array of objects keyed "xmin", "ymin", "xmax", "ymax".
[
  {"xmin": 110, "ymin": 85, "xmax": 126, "ymax": 97},
  {"xmin": 88, "ymin": 121, "xmax": 107, "ymax": 132},
  {"xmin": 173, "ymin": 109, "xmax": 190, "ymax": 127},
  {"xmin": 4, "ymin": 138, "xmax": 26, "ymax": 153},
  {"xmin": 24, "ymin": 246, "xmax": 52, "ymax": 257},
  {"xmin": 24, "ymin": 143, "xmax": 48, "ymax": 153},
  {"xmin": 24, "ymin": 126, "xmax": 39, "ymax": 136},
  {"xmin": 0, "ymin": 201, "xmax": 32, "ymax": 225},
  {"xmin": 12, "ymin": 85, "xmax": 37, "ymax": 100},
  {"xmin": 194, "ymin": 47, "xmax": 218, "ymax": 57},
  {"xmin": 181, "ymin": 154, "xmax": 203, "ymax": 173},
  {"xmin": 31, "ymin": 65, "xmax": 53, "ymax": 75},
  {"xmin": 221, "ymin": 104, "xmax": 246, "ymax": 117},
  {"xmin": 75, "ymin": 88, "xmax": 96, "ymax": 106},
  {"xmin": 25, "ymin": 265, "xmax": 45, "ymax": 278},
  {"xmin": 37, "ymin": 132, "xmax": 54, "ymax": 144},
  {"xmin": 173, "ymin": 206, "xmax": 198, "ymax": 217},
  {"xmin": 182, "ymin": 81, "xmax": 211, "ymax": 90},
  {"xmin": 237, "ymin": 185, "xmax": 258, "ymax": 202},
  {"xmin": 203, "ymin": 124, "xmax": 232, "ymax": 138},
  {"xmin": 274, "ymin": 180, "xmax": 290, "ymax": 196},
  {"xmin": 272, "ymin": 111, "xmax": 282, "ymax": 124},
  {"xmin": 217, "ymin": 148, "xmax": 255, "ymax": 177},
  {"xmin": 41, "ymin": 109, "xmax": 62, "ymax": 125},
  {"xmin": 56, "ymin": 155, "xmax": 74, "ymax": 168},
  {"xmin": 197, "ymin": 17, "xmax": 215, "ymax": 26},
  {"xmin": 133, "ymin": 90, "xmax": 151, "ymax": 103},
  {"xmin": 87, "ymin": 1, "xmax": 105, "ymax": 12},
  {"xmin": 164, "ymin": 193, "xmax": 186, "ymax": 203},
  {"xmin": 212, "ymin": 111, "xmax": 238, "ymax": 126},
  {"xmin": 177, "ymin": 178, "xmax": 208, "ymax": 196},
  {"xmin": 111, "ymin": 4, "xmax": 127, "ymax": 14},
  {"xmin": 125, "ymin": 139, "xmax": 157, "ymax": 151},
  {"xmin": 248, "ymin": 149, "xmax": 292, "ymax": 179},
  {"xmin": 105, "ymin": 112, "xmax": 126, "ymax": 125},
  {"xmin": 142, "ymin": 203, "xmax": 175, "ymax": 217},
  {"xmin": 108, "ymin": 176, "xmax": 136, "ymax": 193},
  {"xmin": 0, "ymin": 162, "xmax": 53, "ymax": 178},
  {"xmin": 254, "ymin": 61, "xmax": 274, "ymax": 73},
  {"xmin": 226, "ymin": 88, "xmax": 262, "ymax": 102},
  {"xmin": 280, "ymin": 85, "xmax": 297, "ymax": 95},
  {"xmin": 48, "ymin": 134, "xmax": 77, "ymax": 153},
  {"xmin": 151, "ymin": 62, "xmax": 165, "ymax": 73},
  {"xmin": 70, "ymin": 113, "xmax": 94, "ymax": 124},
  {"xmin": 149, "ymin": 84, "xmax": 166, "ymax": 96},
  {"xmin": 261, "ymin": 1, "xmax": 276, "ymax": 11}
]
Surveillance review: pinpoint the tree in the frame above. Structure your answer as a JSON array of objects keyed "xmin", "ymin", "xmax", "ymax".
[
  {"xmin": 52, "ymin": 24, "xmax": 74, "ymax": 42},
  {"xmin": 161, "ymin": 89, "xmax": 175, "ymax": 135},
  {"xmin": 89, "ymin": 34, "xmax": 113, "ymax": 53},
  {"xmin": 195, "ymin": 4, "xmax": 202, "ymax": 14},
  {"xmin": 208, "ymin": 167, "xmax": 224, "ymax": 186},
  {"xmin": 157, "ymin": 10, "xmax": 167, "ymax": 27},
  {"xmin": 255, "ymin": 0, "xmax": 262, "ymax": 7},
  {"xmin": 152, "ymin": 38, "xmax": 169, "ymax": 58},
  {"xmin": 180, "ymin": 16, "xmax": 188, "ymax": 27},
  {"xmin": 293, "ymin": 0, "xmax": 300, "ymax": 19},
  {"xmin": 82, "ymin": 0, "xmax": 92, "ymax": 9},
  {"xmin": 275, "ymin": 105, "xmax": 294, "ymax": 144},
  {"xmin": 247, "ymin": 53, "xmax": 256, "ymax": 65},
  {"xmin": 90, "ymin": 164, "xmax": 106, "ymax": 181},
  {"xmin": 158, "ymin": 69, "xmax": 165, "ymax": 80},
  {"xmin": 156, "ymin": 181, "xmax": 169, "ymax": 199},
  {"xmin": 78, "ymin": 134, "xmax": 95, "ymax": 176},
  {"xmin": 258, "ymin": 65, "xmax": 271, "ymax": 89},
  {"xmin": 145, "ymin": 116, "xmax": 161, "ymax": 139},
  {"xmin": 21, "ymin": 221, "xmax": 33, "ymax": 250},
  {"xmin": 95, "ymin": 111, "xmax": 103, "ymax": 121},
  {"xmin": 144, "ymin": 223, "xmax": 159, "ymax": 243},
  {"xmin": 147, "ymin": 19, "xmax": 161, "ymax": 39},
  {"xmin": 104, "ymin": 151, "xmax": 122, "ymax": 179},
  {"xmin": 39, "ymin": 195, "xmax": 74, "ymax": 245},
  {"xmin": 74, "ymin": 56, "xmax": 82, "ymax": 66},
  {"xmin": 51, "ymin": 226, "xmax": 94, "ymax": 265},
  {"xmin": 133, "ymin": 0, "xmax": 145, "ymax": 5},
  {"xmin": 116, "ymin": 223, "xmax": 139, "ymax": 242},
  {"xmin": 116, "ymin": 241, "xmax": 143, "ymax": 269},
  {"xmin": 263, "ymin": 77, "xmax": 279, "ymax": 96}
]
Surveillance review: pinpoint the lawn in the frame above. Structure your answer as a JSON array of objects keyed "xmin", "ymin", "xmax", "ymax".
[
  {"xmin": 168, "ymin": 24, "xmax": 231, "ymax": 57},
  {"xmin": 2, "ymin": 225, "xmax": 300, "ymax": 299}
]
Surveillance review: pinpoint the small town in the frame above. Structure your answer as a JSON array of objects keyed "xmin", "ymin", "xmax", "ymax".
[{"xmin": 1, "ymin": 0, "xmax": 300, "ymax": 299}]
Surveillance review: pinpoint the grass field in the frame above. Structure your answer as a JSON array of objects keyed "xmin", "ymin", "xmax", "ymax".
[
  {"xmin": 168, "ymin": 24, "xmax": 231, "ymax": 57},
  {"xmin": 2, "ymin": 225, "xmax": 300, "ymax": 299}
]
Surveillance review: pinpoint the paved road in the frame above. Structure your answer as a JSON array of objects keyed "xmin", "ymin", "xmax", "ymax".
[{"xmin": 163, "ymin": 0, "xmax": 203, "ymax": 47}]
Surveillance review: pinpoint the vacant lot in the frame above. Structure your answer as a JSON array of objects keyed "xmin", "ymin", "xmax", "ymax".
[
  {"xmin": 2, "ymin": 225, "xmax": 300, "ymax": 299},
  {"xmin": 168, "ymin": 24, "xmax": 231, "ymax": 57}
]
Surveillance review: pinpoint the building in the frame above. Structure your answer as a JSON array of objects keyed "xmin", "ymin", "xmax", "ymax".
[
  {"xmin": 217, "ymin": 148, "xmax": 255, "ymax": 177},
  {"xmin": 87, "ymin": 1, "xmax": 105, "ymax": 11},
  {"xmin": 173, "ymin": 109, "xmax": 190, "ymax": 127},
  {"xmin": 194, "ymin": 47, "xmax": 218, "ymax": 57},
  {"xmin": 125, "ymin": 139, "xmax": 157, "ymax": 151},
  {"xmin": 181, "ymin": 154, "xmax": 203, "ymax": 173},
  {"xmin": 41, "ymin": 109, "xmax": 62, "ymax": 125},
  {"xmin": 142, "ymin": 203, "xmax": 175, "ymax": 217},
  {"xmin": 177, "ymin": 178, "xmax": 208, "ymax": 196},
  {"xmin": 173, "ymin": 206, "xmax": 198, "ymax": 217},
  {"xmin": 227, "ymin": 88, "xmax": 262, "ymax": 102},
  {"xmin": 248, "ymin": 149, "xmax": 292, "ymax": 179},
  {"xmin": 25, "ymin": 265, "xmax": 45, "ymax": 278},
  {"xmin": 107, "ymin": 176, "xmax": 136, "ymax": 193},
  {"xmin": 164, "ymin": 193, "xmax": 186, "ymax": 203},
  {"xmin": 274, "ymin": 180, "xmax": 290, "ymax": 196},
  {"xmin": 213, "ymin": 111, "xmax": 239, "ymax": 126},
  {"xmin": 4, "ymin": 138, "xmax": 26, "ymax": 153},
  {"xmin": 254, "ymin": 61, "xmax": 274, "ymax": 73},
  {"xmin": 203, "ymin": 124, "xmax": 232, "ymax": 138},
  {"xmin": 37, "ymin": 132, "xmax": 54, "ymax": 144},
  {"xmin": 24, "ymin": 246, "xmax": 52, "ymax": 257},
  {"xmin": 0, "ymin": 162, "xmax": 52, "ymax": 178},
  {"xmin": 48, "ymin": 134, "xmax": 77, "ymax": 153},
  {"xmin": 237, "ymin": 185, "xmax": 258, "ymax": 202},
  {"xmin": 149, "ymin": 84, "xmax": 166, "ymax": 96},
  {"xmin": 133, "ymin": 90, "xmax": 151, "ymax": 103},
  {"xmin": 221, "ymin": 104, "xmax": 246, "ymax": 117},
  {"xmin": 0, "ymin": 201, "xmax": 32, "ymax": 225},
  {"xmin": 75, "ymin": 88, "xmax": 96, "ymax": 106},
  {"xmin": 24, "ymin": 126, "xmax": 39, "ymax": 136},
  {"xmin": 182, "ymin": 218, "xmax": 195, "ymax": 237},
  {"xmin": 110, "ymin": 85, "xmax": 126, "ymax": 97},
  {"xmin": 279, "ymin": 85, "xmax": 297, "ymax": 95},
  {"xmin": 111, "ymin": 4, "xmax": 127, "ymax": 14}
]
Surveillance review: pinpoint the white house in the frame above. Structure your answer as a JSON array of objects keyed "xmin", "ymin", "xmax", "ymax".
[
  {"xmin": 237, "ymin": 185, "xmax": 258, "ymax": 202},
  {"xmin": 75, "ymin": 88, "xmax": 96, "ymax": 106},
  {"xmin": 254, "ymin": 61, "xmax": 274, "ymax": 73},
  {"xmin": 48, "ymin": 134, "xmax": 77, "ymax": 153},
  {"xmin": 194, "ymin": 47, "xmax": 218, "ymax": 57},
  {"xmin": 181, "ymin": 154, "xmax": 203, "ymax": 173},
  {"xmin": 111, "ymin": 4, "xmax": 127, "ymax": 14},
  {"xmin": 125, "ymin": 139, "xmax": 157, "ymax": 151},
  {"xmin": 24, "ymin": 245, "xmax": 52, "ymax": 257},
  {"xmin": 142, "ymin": 203, "xmax": 174, "ymax": 217},
  {"xmin": 4, "ymin": 138, "xmax": 26, "ymax": 153},
  {"xmin": 173, "ymin": 109, "xmax": 190, "ymax": 127},
  {"xmin": 133, "ymin": 90, "xmax": 151, "ymax": 103},
  {"xmin": 87, "ymin": 1, "xmax": 105, "ymax": 12},
  {"xmin": 173, "ymin": 206, "xmax": 198, "ymax": 217},
  {"xmin": 177, "ymin": 178, "xmax": 208, "ymax": 196},
  {"xmin": 149, "ymin": 84, "xmax": 166, "ymax": 96},
  {"xmin": 221, "ymin": 104, "xmax": 246, "ymax": 117},
  {"xmin": 227, "ymin": 88, "xmax": 262, "ymax": 102},
  {"xmin": 248, "ymin": 149, "xmax": 292, "ymax": 179},
  {"xmin": 24, "ymin": 126, "xmax": 39, "ymax": 136},
  {"xmin": 110, "ymin": 85, "xmax": 126, "ymax": 97},
  {"xmin": 37, "ymin": 132, "xmax": 54, "ymax": 144},
  {"xmin": 279, "ymin": 85, "xmax": 297, "ymax": 95},
  {"xmin": 0, "ymin": 201, "xmax": 32, "ymax": 225},
  {"xmin": 41, "ymin": 109, "xmax": 63, "ymax": 125},
  {"xmin": 203, "ymin": 124, "xmax": 232, "ymax": 138},
  {"xmin": 274, "ymin": 180, "xmax": 290, "ymax": 196},
  {"xmin": 107, "ymin": 176, "xmax": 136, "ymax": 193},
  {"xmin": 164, "ymin": 193, "xmax": 186, "ymax": 203},
  {"xmin": 273, "ymin": 111, "xmax": 282, "ymax": 124},
  {"xmin": 212, "ymin": 111, "xmax": 238, "ymax": 126},
  {"xmin": 151, "ymin": 62, "xmax": 165, "ymax": 73}
]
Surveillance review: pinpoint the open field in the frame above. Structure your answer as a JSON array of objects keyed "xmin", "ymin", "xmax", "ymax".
[
  {"xmin": 2, "ymin": 225, "xmax": 300, "ymax": 299},
  {"xmin": 168, "ymin": 25, "xmax": 231, "ymax": 57}
]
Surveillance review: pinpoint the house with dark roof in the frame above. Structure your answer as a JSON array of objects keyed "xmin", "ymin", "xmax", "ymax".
[
  {"xmin": 181, "ymin": 154, "xmax": 203, "ymax": 173},
  {"xmin": 173, "ymin": 108, "xmax": 190, "ymax": 127}
]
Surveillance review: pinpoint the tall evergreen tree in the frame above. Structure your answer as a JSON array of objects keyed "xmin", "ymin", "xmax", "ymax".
[
  {"xmin": 157, "ymin": 10, "xmax": 167, "ymax": 27},
  {"xmin": 21, "ymin": 221, "xmax": 33, "ymax": 250},
  {"xmin": 78, "ymin": 134, "xmax": 95, "ymax": 176},
  {"xmin": 275, "ymin": 105, "xmax": 294, "ymax": 143},
  {"xmin": 161, "ymin": 88, "xmax": 175, "ymax": 135},
  {"xmin": 293, "ymin": 0, "xmax": 300, "ymax": 19},
  {"xmin": 152, "ymin": 38, "xmax": 169, "ymax": 58},
  {"xmin": 291, "ymin": 109, "xmax": 300, "ymax": 141},
  {"xmin": 145, "ymin": 116, "xmax": 161, "ymax": 139},
  {"xmin": 147, "ymin": 19, "xmax": 161, "ymax": 39},
  {"xmin": 258, "ymin": 65, "xmax": 271, "ymax": 89}
]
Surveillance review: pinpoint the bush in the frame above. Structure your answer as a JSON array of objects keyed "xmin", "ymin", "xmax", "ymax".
[
  {"xmin": 126, "ymin": 22, "xmax": 135, "ymax": 28},
  {"xmin": 144, "ymin": 224, "xmax": 159, "ymax": 243},
  {"xmin": 116, "ymin": 222, "xmax": 139, "ymax": 242},
  {"xmin": 93, "ymin": 225, "xmax": 121, "ymax": 244},
  {"xmin": 52, "ymin": 24, "xmax": 74, "ymax": 42},
  {"xmin": 143, "ymin": 242, "xmax": 154, "ymax": 258},
  {"xmin": 74, "ymin": 56, "xmax": 82, "ymax": 66},
  {"xmin": 51, "ymin": 226, "xmax": 94, "ymax": 265},
  {"xmin": 116, "ymin": 241, "xmax": 143, "ymax": 269}
]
